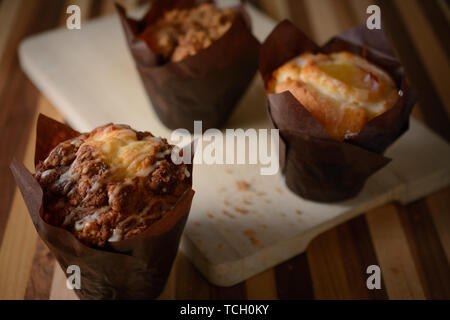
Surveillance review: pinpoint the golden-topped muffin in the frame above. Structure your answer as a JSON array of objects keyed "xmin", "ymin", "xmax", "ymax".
[
  {"xmin": 35, "ymin": 124, "xmax": 190, "ymax": 247},
  {"xmin": 269, "ymin": 51, "xmax": 399, "ymax": 140},
  {"xmin": 141, "ymin": 3, "xmax": 235, "ymax": 62}
]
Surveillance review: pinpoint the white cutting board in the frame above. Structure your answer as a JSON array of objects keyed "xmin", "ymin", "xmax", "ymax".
[{"xmin": 19, "ymin": 0, "xmax": 450, "ymax": 287}]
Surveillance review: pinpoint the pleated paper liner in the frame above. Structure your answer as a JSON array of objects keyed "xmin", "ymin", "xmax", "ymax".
[
  {"xmin": 116, "ymin": 0, "xmax": 260, "ymax": 132},
  {"xmin": 10, "ymin": 114, "xmax": 195, "ymax": 299},
  {"xmin": 259, "ymin": 21, "xmax": 417, "ymax": 202}
]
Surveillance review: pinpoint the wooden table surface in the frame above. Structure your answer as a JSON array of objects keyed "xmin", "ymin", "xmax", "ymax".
[{"xmin": 0, "ymin": 0, "xmax": 449, "ymax": 300}]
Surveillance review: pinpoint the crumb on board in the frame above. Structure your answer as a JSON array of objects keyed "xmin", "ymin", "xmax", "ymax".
[
  {"xmin": 275, "ymin": 186, "xmax": 282, "ymax": 193},
  {"xmin": 223, "ymin": 199, "xmax": 230, "ymax": 206},
  {"xmin": 234, "ymin": 207, "xmax": 249, "ymax": 215},
  {"xmin": 194, "ymin": 221, "xmax": 200, "ymax": 227},
  {"xmin": 243, "ymin": 229, "xmax": 256, "ymax": 237},
  {"xmin": 243, "ymin": 229, "xmax": 262, "ymax": 247},
  {"xmin": 222, "ymin": 210, "xmax": 235, "ymax": 219},
  {"xmin": 218, "ymin": 243, "xmax": 224, "ymax": 249},
  {"xmin": 224, "ymin": 168, "xmax": 233, "ymax": 174},
  {"xmin": 250, "ymin": 238, "xmax": 261, "ymax": 247},
  {"xmin": 296, "ymin": 209, "xmax": 302, "ymax": 215},
  {"xmin": 265, "ymin": 199, "xmax": 271, "ymax": 204},
  {"xmin": 280, "ymin": 212, "xmax": 286, "ymax": 217},
  {"xmin": 242, "ymin": 198, "xmax": 252, "ymax": 205},
  {"xmin": 235, "ymin": 180, "xmax": 250, "ymax": 191},
  {"xmin": 225, "ymin": 228, "xmax": 231, "ymax": 233},
  {"xmin": 206, "ymin": 212, "xmax": 214, "ymax": 219}
]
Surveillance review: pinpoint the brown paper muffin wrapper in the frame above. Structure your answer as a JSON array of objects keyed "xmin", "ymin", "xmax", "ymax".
[
  {"xmin": 10, "ymin": 114, "xmax": 195, "ymax": 299},
  {"xmin": 259, "ymin": 21, "xmax": 417, "ymax": 202},
  {"xmin": 116, "ymin": 0, "xmax": 261, "ymax": 132}
]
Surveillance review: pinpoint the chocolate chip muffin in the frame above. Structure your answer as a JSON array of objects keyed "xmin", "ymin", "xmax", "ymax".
[{"xmin": 35, "ymin": 124, "xmax": 190, "ymax": 247}]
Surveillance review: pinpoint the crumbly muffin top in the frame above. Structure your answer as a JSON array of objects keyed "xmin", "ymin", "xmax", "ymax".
[
  {"xmin": 270, "ymin": 51, "xmax": 399, "ymax": 141},
  {"xmin": 35, "ymin": 124, "xmax": 190, "ymax": 247},
  {"xmin": 141, "ymin": 3, "xmax": 235, "ymax": 62}
]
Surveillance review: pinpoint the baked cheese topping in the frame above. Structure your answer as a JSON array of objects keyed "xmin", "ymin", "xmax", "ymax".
[
  {"xmin": 270, "ymin": 51, "xmax": 399, "ymax": 140},
  {"xmin": 84, "ymin": 125, "xmax": 170, "ymax": 181}
]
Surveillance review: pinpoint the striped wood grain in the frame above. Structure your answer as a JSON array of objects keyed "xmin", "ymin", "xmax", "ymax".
[
  {"xmin": 366, "ymin": 205, "xmax": 426, "ymax": 299},
  {"xmin": 0, "ymin": 0, "xmax": 449, "ymax": 300}
]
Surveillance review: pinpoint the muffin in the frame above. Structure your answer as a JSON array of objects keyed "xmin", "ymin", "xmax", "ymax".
[
  {"xmin": 141, "ymin": 3, "xmax": 235, "ymax": 62},
  {"xmin": 35, "ymin": 123, "xmax": 190, "ymax": 248},
  {"xmin": 116, "ymin": 0, "xmax": 260, "ymax": 131},
  {"xmin": 260, "ymin": 21, "xmax": 416, "ymax": 202},
  {"xmin": 12, "ymin": 115, "xmax": 195, "ymax": 299},
  {"xmin": 269, "ymin": 51, "xmax": 399, "ymax": 141}
]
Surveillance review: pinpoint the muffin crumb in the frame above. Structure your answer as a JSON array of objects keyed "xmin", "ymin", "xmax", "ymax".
[
  {"xmin": 234, "ymin": 207, "xmax": 249, "ymax": 215},
  {"xmin": 235, "ymin": 180, "xmax": 250, "ymax": 191},
  {"xmin": 222, "ymin": 210, "xmax": 234, "ymax": 219}
]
